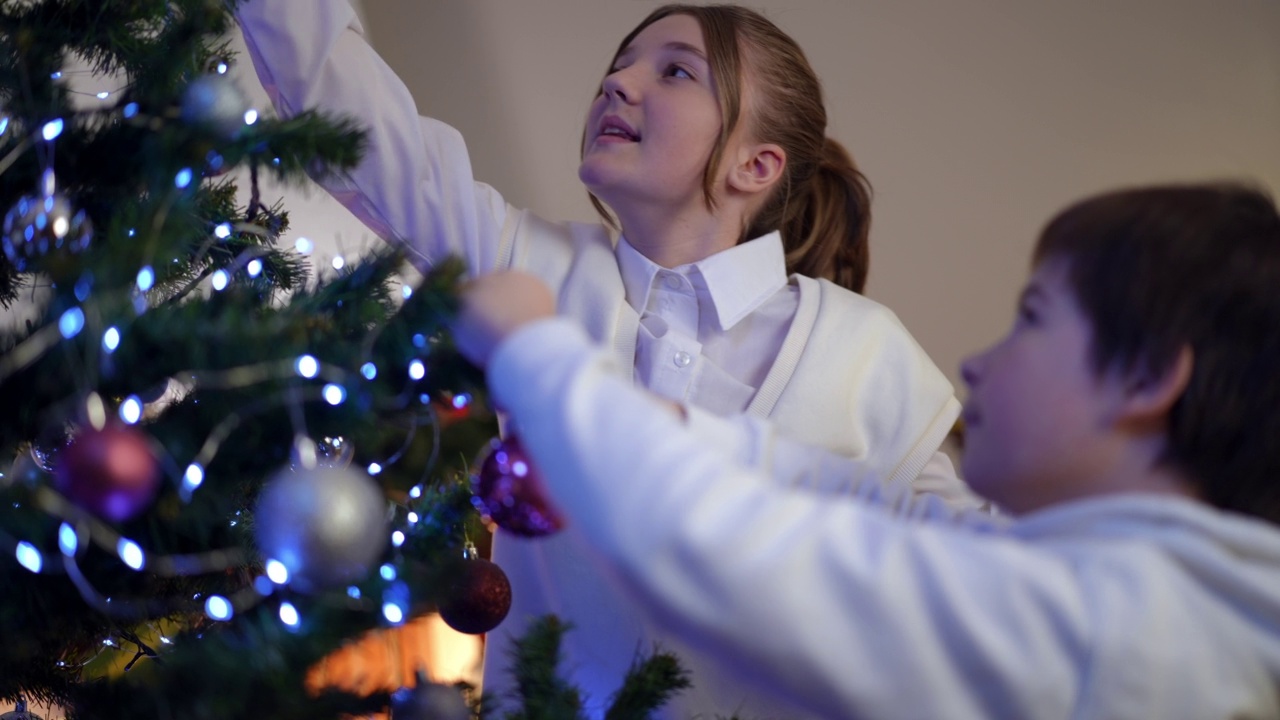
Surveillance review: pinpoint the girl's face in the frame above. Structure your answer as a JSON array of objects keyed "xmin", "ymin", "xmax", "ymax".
[{"xmin": 579, "ymin": 14, "xmax": 728, "ymax": 219}]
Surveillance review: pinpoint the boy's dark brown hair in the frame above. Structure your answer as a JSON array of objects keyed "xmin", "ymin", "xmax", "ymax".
[{"xmin": 1034, "ymin": 183, "xmax": 1280, "ymax": 523}]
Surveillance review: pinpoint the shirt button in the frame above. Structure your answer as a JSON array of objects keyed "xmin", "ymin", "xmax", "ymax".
[
  {"xmin": 673, "ymin": 351, "xmax": 693, "ymax": 368},
  {"xmin": 663, "ymin": 274, "xmax": 682, "ymax": 290}
]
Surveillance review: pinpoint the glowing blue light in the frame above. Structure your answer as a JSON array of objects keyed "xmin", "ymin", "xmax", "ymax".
[
  {"xmin": 175, "ymin": 168, "xmax": 193, "ymax": 188},
  {"xmin": 407, "ymin": 512, "xmax": 419, "ymax": 524},
  {"xmin": 247, "ymin": 259, "xmax": 263, "ymax": 278},
  {"xmin": 123, "ymin": 103, "xmax": 138, "ymax": 118},
  {"xmin": 51, "ymin": 71, "xmax": 62, "ymax": 79},
  {"xmin": 294, "ymin": 237, "xmax": 313, "ymax": 254},
  {"xmin": 253, "ymin": 576, "xmax": 273, "ymax": 595},
  {"xmin": 42, "ymin": 119, "xmax": 63, "ymax": 140},
  {"xmin": 391, "ymin": 530, "xmax": 405, "ymax": 547},
  {"xmin": 295, "ymin": 355, "xmax": 319, "ymax": 379},
  {"xmin": 347, "ymin": 586, "xmax": 361, "ymax": 599},
  {"xmin": 452, "ymin": 393, "xmax": 471, "ymax": 409},
  {"xmin": 15, "ymin": 542, "xmax": 42, "ymax": 573},
  {"xmin": 74, "ymin": 276, "xmax": 91, "ymax": 301},
  {"xmin": 117, "ymin": 538, "xmax": 145, "ymax": 570},
  {"xmin": 183, "ymin": 463, "xmax": 204, "ymax": 492},
  {"xmin": 409, "ymin": 485, "xmax": 422, "ymax": 499},
  {"xmin": 216, "ymin": 61, "xmax": 229, "ymax": 75},
  {"xmin": 265, "ymin": 559, "xmax": 289, "ymax": 584},
  {"xmin": 118, "ymin": 395, "xmax": 143, "ymax": 425},
  {"xmin": 413, "ymin": 334, "xmax": 426, "ymax": 348},
  {"xmin": 380, "ymin": 564, "xmax": 397, "ymax": 581},
  {"xmin": 211, "ymin": 269, "xmax": 229, "ymax": 291},
  {"xmin": 279, "ymin": 601, "xmax": 300, "ymax": 628},
  {"xmin": 0, "ymin": 117, "xmax": 7, "ymax": 135},
  {"xmin": 214, "ymin": 223, "xmax": 232, "ymax": 239},
  {"xmin": 58, "ymin": 523, "xmax": 78, "ymax": 556},
  {"xmin": 408, "ymin": 360, "xmax": 425, "ymax": 381},
  {"xmin": 360, "ymin": 362, "xmax": 377, "ymax": 380},
  {"xmin": 136, "ymin": 266, "xmax": 155, "ymax": 292},
  {"xmin": 321, "ymin": 384, "xmax": 346, "ymax": 406},
  {"xmin": 513, "ymin": 460, "xmax": 529, "ymax": 477},
  {"xmin": 382, "ymin": 602, "xmax": 405, "ymax": 625},
  {"xmin": 331, "ymin": 256, "xmax": 345, "ymax": 270},
  {"xmin": 127, "ymin": 228, "xmax": 136, "ymax": 237},
  {"xmin": 243, "ymin": 109, "xmax": 258, "ymax": 125},
  {"xmin": 204, "ymin": 595, "xmax": 233, "ymax": 621},
  {"xmin": 401, "ymin": 284, "xmax": 413, "ymax": 299},
  {"xmin": 367, "ymin": 462, "xmax": 383, "ymax": 475},
  {"xmin": 96, "ymin": 91, "xmax": 109, "ymax": 99},
  {"xmin": 102, "ymin": 326, "xmax": 120, "ymax": 352},
  {"xmin": 59, "ymin": 307, "xmax": 85, "ymax": 339}
]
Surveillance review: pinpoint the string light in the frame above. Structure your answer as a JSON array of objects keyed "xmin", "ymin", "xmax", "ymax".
[
  {"xmin": 123, "ymin": 103, "xmax": 138, "ymax": 118},
  {"xmin": 15, "ymin": 541, "xmax": 42, "ymax": 573},
  {"xmin": 294, "ymin": 355, "xmax": 319, "ymax": 379},
  {"xmin": 294, "ymin": 237, "xmax": 313, "ymax": 254},
  {"xmin": 331, "ymin": 256, "xmax": 345, "ymax": 270},
  {"xmin": 265, "ymin": 559, "xmax": 289, "ymax": 584},
  {"xmin": 214, "ymin": 223, "xmax": 231, "ymax": 239},
  {"xmin": 117, "ymin": 538, "xmax": 145, "ymax": 570},
  {"xmin": 406, "ymin": 511, "xmax": 419, "ymax": 524},
  {"xmin": 204, "ymin": 595, "xmax": 233, "ymax": 621},
  {"xmin": 367, "ymin": 462, "xmax": 383, "ymax": 475},
  {"xmin": 243, "ymin": 109, "xmax": 258, "ymax": 125},
  {"xmin": 279, "ymin": 601, "xmax": 300, "ymax": 629},
  {"xmin": 136, "ymin": 266, "xmax": 154, "ymax": 292},
  {"xmin": 379, "ymin": 564, "xmax": 397, "ymax": 581},
  {"xmin": 174, "ymin": 168, "xmax": 193, "ymax": 188},
  {"xmin": 246, "ymin": 259, "xmax": 262, "ymax": 277},
  {"xmin": 391, "ymin": 530, "xmax": 405, "ymax": 547},
  {"xmin": 322, "ymin": 383, "xmax": 346, "ymax": 405},
  {"xmin": 102, "ymin": 326, "xmax": 121, "ymax": 352},
  {"xmin": 42, "ymin": 119, "xmax": 63, "ymax": 140},
  {"xmin": 59, "ymin": 307, "xmax": 85, "ymax": 339},
  {"xmin": 211, "ymin": 269, "xmax": 229, "ymax": 291},
  {"xmin": 182, "ymin": 463, "xmax": 204, "ymax": 493},
  {"xmin": 382, "ymin": 601, "xmax": 404, "ymax": 625},
  {"xmin": 118, "ymin": 395, "xmax": 143, "ymax": 424},
  {"xmin": 401, "ymin": 284, "xmax": 413, "ymax": 299},
  {"xmin": 408, "ymin": 360, "xmax": 425, "ymax": 381},
  {"xmin": 59, "ymin": 523, "xmax": 78, "ymax": 556}
]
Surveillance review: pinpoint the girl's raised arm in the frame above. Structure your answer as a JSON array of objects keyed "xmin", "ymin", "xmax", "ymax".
[{"xmin": 236, "ymin": 0, "xmax": 514, "ymax": 276}]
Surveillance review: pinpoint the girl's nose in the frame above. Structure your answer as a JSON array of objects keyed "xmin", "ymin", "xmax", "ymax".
[{"xmin": 602, "ymin": 68, "xmax": 635, "ymax": 103}]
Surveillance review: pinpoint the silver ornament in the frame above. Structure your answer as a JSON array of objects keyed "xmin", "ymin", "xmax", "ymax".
[
  {"xmin": 254, "ymin": 464, "xmax": 389, "ymax": 593},
  {"xmin": 181, "ymin": 75, "xmax": 248, "ymax": 137},
  {"xmin": 390, "ymin": 670, "xmax": 471, "ymax": 720},
  {"xmin": 3, "ymin": 193, "xmax": 93, "ymax": 271}
]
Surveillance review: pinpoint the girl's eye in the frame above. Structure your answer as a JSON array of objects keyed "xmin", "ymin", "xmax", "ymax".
[
  {"xmin": 1015, "ymin": 303, "xmax": 1040, "ymax": 328},
  {"xmin": 664, "ymin": 64, "xmax": 694, "ymax": 80}
]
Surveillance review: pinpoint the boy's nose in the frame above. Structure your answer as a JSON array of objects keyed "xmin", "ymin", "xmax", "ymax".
[{"xmin": 960, "ymin": 352, "xmax": 985, "ymax": 388}]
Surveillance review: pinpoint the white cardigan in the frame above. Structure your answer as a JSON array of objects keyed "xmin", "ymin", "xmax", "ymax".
[
  {"xmin": 237, "ymin": 2, "xmax": 960, "ymax": 716},
  {"xmin": 490, "ymin": 318, "xmax": 1280, "ymax": 720}
]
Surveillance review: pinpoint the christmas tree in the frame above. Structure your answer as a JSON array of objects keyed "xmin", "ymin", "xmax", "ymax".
[{"xmin": 0, "ymin": 2, "xmax": 687, "ymax": 718}]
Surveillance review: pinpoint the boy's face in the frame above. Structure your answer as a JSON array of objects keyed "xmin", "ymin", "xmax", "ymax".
[{"xmin": 959, "ymin": 259, "xmax": 1127, "ymax": 514}]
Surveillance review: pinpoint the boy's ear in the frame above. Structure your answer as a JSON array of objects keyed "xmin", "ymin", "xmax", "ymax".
[
  {"xmin": 1117, "ymin": 345, "xmax": 1194, "ymax": 424},
  {"xmin": 727, "ymin": 142, "xmax": 785, "ymax": 196}
]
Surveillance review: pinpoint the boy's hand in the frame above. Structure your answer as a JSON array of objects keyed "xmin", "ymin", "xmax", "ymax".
[{"xmin": 452, "ymin": 270, "xmax": 556, "ymax": 367}]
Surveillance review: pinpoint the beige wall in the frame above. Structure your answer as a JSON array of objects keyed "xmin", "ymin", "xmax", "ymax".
[{"xmin": 359, "ymin": 0, "xmax": 1280, "ymax": 386}]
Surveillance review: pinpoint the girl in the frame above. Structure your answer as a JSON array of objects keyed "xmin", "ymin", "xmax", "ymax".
[{"xmin": 236, "ymin": 3, "xmax": 975, "ymax": 717}]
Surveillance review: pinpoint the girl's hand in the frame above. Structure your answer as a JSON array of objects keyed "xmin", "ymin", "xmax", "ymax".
[{"xmin": 452, "ymin": 270, "xmax": 556, "ymax": 367}]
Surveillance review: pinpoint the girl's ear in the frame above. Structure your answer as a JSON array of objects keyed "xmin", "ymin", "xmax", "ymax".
[
  {"xmin": 727, "ymin": 142, "xmax": 785, "ymax": 196},
  {"xmin": 1117, "ymin": 345, "xmax": 1194, "ymax": 424}
]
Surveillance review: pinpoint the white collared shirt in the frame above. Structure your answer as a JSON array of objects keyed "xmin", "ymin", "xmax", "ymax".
[
  {"xmin": 617, "ymin": 231, "xmax": 796, "ymax": 416},
  {"xmin": 616, "ymin": 231, "xmax": 979, "ymax": 505}
]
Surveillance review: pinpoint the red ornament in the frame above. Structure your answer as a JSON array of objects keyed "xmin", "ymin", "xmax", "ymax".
[
  {"xmin": 439, "ymin": 556, "xmax": 512, "ymax": 635},
  {"xmin": 54, "ymin": 424, "xmax": 161, "ymax": 522},
  {"xmin": 470, "ymin": 435, "xmax": 564, "ymax": 537}
]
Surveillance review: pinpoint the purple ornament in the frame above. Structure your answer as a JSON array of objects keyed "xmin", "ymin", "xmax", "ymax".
[{"xmin": 470, "ymin": 436, "xmax": 563, "ymax": 537}]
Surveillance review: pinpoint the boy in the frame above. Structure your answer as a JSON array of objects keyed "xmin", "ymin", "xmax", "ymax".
[{"xmin": 452, "ymin": 183, "xmax": 1280, "ymax": 719}]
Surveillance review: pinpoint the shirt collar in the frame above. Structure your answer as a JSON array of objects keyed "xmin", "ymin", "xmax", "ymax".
[{"xmin": 616, "ymin": 231, "xmax": 788, "ymax": 331}]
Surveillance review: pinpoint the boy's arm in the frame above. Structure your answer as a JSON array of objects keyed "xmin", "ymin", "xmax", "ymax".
[
  {"xmin": 235, "ymin": 0, "xmax": 511, "ymax": 275},
  {"xmin": 487, "ymin": 316, "xmax": 1089, "ymax": 720}
]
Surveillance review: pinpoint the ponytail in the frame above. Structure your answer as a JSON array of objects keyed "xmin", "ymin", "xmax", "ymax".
[
  {"xmin": 780, "ymin": 138, "xmax": 871, "ymax": 294},
  {"xmin": 749, "ymin": 137, "xmax": 871, "ymax": 294}
]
